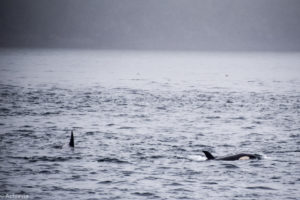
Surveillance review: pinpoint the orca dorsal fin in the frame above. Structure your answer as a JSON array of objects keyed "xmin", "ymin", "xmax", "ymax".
[
  {"xmin": 69, "ymin": 131, "xmax": 74, "ymax": 147},
  {"xmin": 203, "ymin": 151, "xmax": 215, "ymax": 160}
]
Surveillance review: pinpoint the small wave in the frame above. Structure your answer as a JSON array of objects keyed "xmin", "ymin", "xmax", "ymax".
[
  {"xmin": 206, "ymin": 116, "xmax": 220, "ymax": 119},
  {"xmin": 271, "ymin": 176, "xmax": 281, "ymax": 180},
  {"xmin": 139, "ymin": 155, "xmax": 165, "ymax": 160},
  {"xmin": 220, "ymin": 144, "xmax": 235, "ymax": 148},
  {"xmin": 51, "ymin": 186, "xmax": 78, "ymax": 192},
  {"xmin": 38, "ymin": 170, "xmax": 52, "ymax": 174},
  {"xmin": 85, "ymin": 131, "xmax": 95, "ymax": 135},
  {"xmin": 221, "ymin": 163, "xmax": 239, "ymax": 169},
  {"xmin": 97, "ymin": 157, "xmax": 128, "ymax": 164},
  {"xmin": 149, "ymin": 155, "xmax": 165, "ymax": 159},
  {"xmin": 134, "ymin": 103, "xmax": 147, "ymax": 107},
  {"xmin": 41, "ymin": 111, "xmax": 62, "ymax": 116},
  {"xmin": 242, "ymin": 126, "xmax": 255, "ymax": 130},
  {"xmin": 202, "ymin": 182, "xmax": 218, "ymax": 185},
  {"xmin": 252, "ymin": 120, "xmax": 262, "ymax": 124},
  {"xmin": 10, "ymin": 156, "xmax": 81, "ymax": 162},
  {"xmin": 264, "ymin": 150, "xmax": 300, "ymax": 154},
  {"xmin": 122, "ymin": 170, "xmax": 133, "ymax": 176},
  {"xmin": 249, "ymin": 163, "xmax": 263, "ymax": 167},
  {"xmin": 0, "ymin": 107, "xmax": 10, "ymax": 115},
  {"xmin": 21, "ymin": 125, "xmax": 33, "ymax": 128},
  {"xmin": 231, "ymin": 116, "xmax": 246, "ymax": 120},
  {"xmin": 167, "ymin": 182, "xmax": 183, "ymax": 186},
  {"xmin": 98, "ymin": 180, "xmax": 112, "ymax": 184},
  {"xmin": 51, "ymin": 144, "xmax": 64, "ymax": 149},
  {"xmin": 157, "ymin": 106, "xmax": 167, "ymax": 110},
  {"xmin": 290, "ymin": 133, "xmax": 300, "ymax": 138},
  {"xmin": 246, "ymin": 186, "xmax": 276, "ymax": 190},
  {"xmin": 118, "ymin": 126, "xmax": 135, "ymax": 130},
  {"xmin": 132, "ymin": 192, "xmax": 156, "ymax": 197},
  {"xmin": 16, "ymin": 129, "xmax": 34, "ymax": 133},
  {"xmin": 187, "ymin": 155, "xmax": 206, "ymax": 161}
]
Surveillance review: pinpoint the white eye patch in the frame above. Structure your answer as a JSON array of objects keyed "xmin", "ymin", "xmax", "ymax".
[{"xmin": 239, "ymin": 156, "xmax": 250, "ymax": 160}]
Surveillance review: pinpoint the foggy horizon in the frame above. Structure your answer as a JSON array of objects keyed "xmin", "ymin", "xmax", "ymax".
[{"xmin": 1, "ymin": 0, "xmax": 300, "ymax": 51}]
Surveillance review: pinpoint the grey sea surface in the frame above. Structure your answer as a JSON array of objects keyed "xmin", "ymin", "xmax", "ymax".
[{"xmin": 0, "ymin": 49, "xmax": 299, "ymax": 200}]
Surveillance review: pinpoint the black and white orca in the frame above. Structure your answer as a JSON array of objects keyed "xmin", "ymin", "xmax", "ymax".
[
  {"xmin": 203, "ymin": 151, "xmax": 261, "ymax": 161},
  {"xmin": 69, "ymin": 131, "xmax": 74, "ymax": 147}
]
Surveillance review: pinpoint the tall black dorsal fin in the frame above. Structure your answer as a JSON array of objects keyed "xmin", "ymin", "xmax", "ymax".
[
  {"xmin": 69, "ymin": 131, "xmax": 74, "ymax": 147},
  {"xmin": 203, "ymin": 151, "xmax": 215, "ymax": 160}
]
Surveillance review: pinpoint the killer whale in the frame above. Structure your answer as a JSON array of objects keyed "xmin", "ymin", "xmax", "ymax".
[
  {"xmin": 69, "ymin": 131, "xmax": 74, "ymax": 147},
  {"xmin": 203, "ymin": 151, "xmax": 261, "ymax": 161}
]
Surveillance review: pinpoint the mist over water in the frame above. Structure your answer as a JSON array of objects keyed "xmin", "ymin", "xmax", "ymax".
[
  {"xmin": 1, "ymin": 0, "xmax": 300, "ymax": 51},
  {"xmin": 0, "ymin": 49, "xmax": 299, "ymax": 199}
]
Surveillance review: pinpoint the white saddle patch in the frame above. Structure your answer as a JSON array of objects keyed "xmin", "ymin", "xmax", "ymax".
[{"xmin": 239, "ymin": 156, "xmax": 250, "ymax": 160}]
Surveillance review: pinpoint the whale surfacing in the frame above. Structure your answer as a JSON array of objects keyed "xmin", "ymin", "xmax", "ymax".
[
  {"xmin": 69, "ymin": 131, "xmax": 74, "ymax": 147},
  {"xmin": 203, "ymin": 151, "xmax": 261, "ymax": 161}
]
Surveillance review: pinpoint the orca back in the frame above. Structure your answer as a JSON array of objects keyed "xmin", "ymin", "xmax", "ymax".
[{"xmin": 203, "ymin": 151, "xmax": 261, "ymax": 161}]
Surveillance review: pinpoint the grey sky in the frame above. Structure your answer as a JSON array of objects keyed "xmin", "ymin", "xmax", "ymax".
[{"xmin": 0, "ymin": 0, "xmax": 300, "ymax": 51}]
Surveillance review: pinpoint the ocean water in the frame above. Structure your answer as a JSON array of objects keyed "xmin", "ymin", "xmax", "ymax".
[{"xmin": 0, "ymin": 49, "xmax": 299, "ymax": 200}]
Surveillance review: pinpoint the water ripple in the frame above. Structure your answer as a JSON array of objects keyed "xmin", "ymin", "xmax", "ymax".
[{"xmin": 1, "ymin": 55, "xmax": 300, "ymax": 200}]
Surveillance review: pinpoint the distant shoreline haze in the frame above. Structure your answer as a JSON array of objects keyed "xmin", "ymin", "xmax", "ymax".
[{"xmin": 0, "ymin": 0, "xmax": 300, "ymax": 51}]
